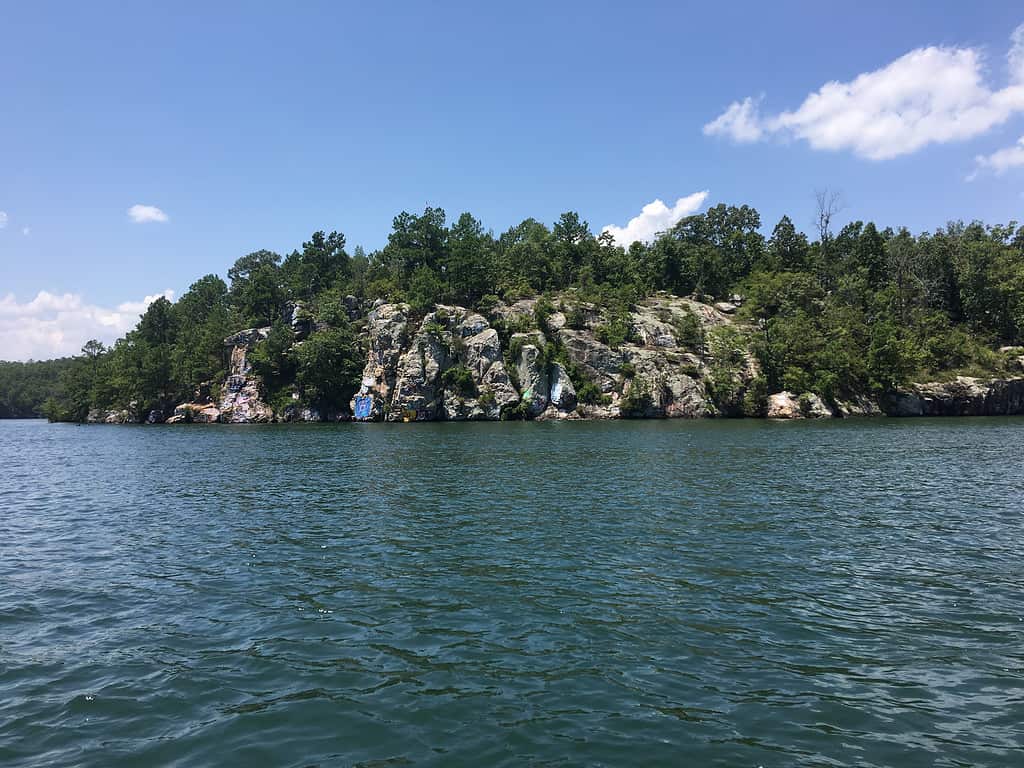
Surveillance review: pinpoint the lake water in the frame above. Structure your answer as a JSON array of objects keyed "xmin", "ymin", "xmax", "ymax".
[{"xmin": 1, "ymin": 417, "xmax": 1023, "ymax": 767}]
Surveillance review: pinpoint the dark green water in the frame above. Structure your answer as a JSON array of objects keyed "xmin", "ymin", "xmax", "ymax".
[{"xmin": 1, "ymin": 418, "xmax": 1023, "ymax": 767}]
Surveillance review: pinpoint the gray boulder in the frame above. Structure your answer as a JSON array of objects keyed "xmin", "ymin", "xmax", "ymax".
[{"xmin": 766, "ymin": 391, "xmax": 834, "ymax": 419}]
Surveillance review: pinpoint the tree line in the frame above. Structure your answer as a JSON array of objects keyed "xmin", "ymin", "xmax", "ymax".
[{"xmin": 9, "ymin": 201, "xmax": 1021, "ymax": 421}]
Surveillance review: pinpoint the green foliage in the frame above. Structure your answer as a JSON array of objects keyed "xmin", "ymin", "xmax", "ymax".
[
  {"xmin": 595, "ymin": 305, "xmax": 633, "ymax": 349},
  {"xmin": 441, "ymin": 365, "xmax": 477, "ymax": 397},
  {"xmin": 476, "ymin": 294, "xmax": 501, "ymax": 314},
  {"xmin": 407, "ymin": 265, "xmax": 445, "ymax": 315},
  {"xmin": 228, "ymin": 249, "xmax": 283, "ymax": 327},
  {"xmin": 249, "ymin": 322, "xmax": 296, "ymax": 392},
  {"xmin": 171, "ymin": 274, "xmax": 233, "ymax": 399},
  {"xmin": 282, "ymin": 231, "xmax": 350, "ymax": 301},
  {"xmin": 291, "ymin": 323, "xmax": 362, "ymax": 410},
  {"xmin": 500, "ymin": 399, "xmax": 530, "ymax": 420},
  {"xmin": 311, "ymin": 288, "xmax": 351, "ymax": 328},
  {"xmin": 564, "ymin": 304, "xmax": 588, "ymax": 329},
  {"xmin": 768, "ymin": 215, "xmax": 810, "ymax": 272},
  {"xmin": 0, "ymin": 358, "xmax": 76, "ymax": 417},
  {"xmin": 680, "ymin": 363, "xmax": 701, "ymax": 378},
  {"xmin": 619, "ymin": 378, "xmax": 654, "ymax": 417},
  {"xmin": 533, "ymin": 294, "xmax": 557, "ymax": 332},
  {"xmin": 671, "ymin": 307, "xmax": 704, "ymax": 349},
  {"xmin": 742, "ymin": 375, "xmax": 768, "ymax": 417},
  {"xmin": 797, "ymin": 392, "xmax": 816, "ymax": 416},
  {"xmin": 422, "ymin": 318, "xmax": 446, "ymax": 339},
  {"xmin": 704, "ymin": 367, "xmax": 745, "ymax": 416},
  {"xmin": 574, "ymin": 380, "xmax": 608, "ymax": 405},
  {"xmin": 447, "ymin": 212, "xmax": 493, "ymax": 303}
]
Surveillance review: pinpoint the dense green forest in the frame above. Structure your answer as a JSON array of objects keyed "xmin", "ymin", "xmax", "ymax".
[
  {"xmin": 13, "ymin": 201, "xmax": 1024, "ymax": 421},
  {"xmin": 0, "ymin": 358, "xmax": 77, "ymax": 418}
]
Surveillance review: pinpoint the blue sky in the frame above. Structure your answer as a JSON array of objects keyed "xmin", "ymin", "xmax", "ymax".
[{"xmin": 2, "ymin": 1, "xmax": 1023, "ymax": 360}]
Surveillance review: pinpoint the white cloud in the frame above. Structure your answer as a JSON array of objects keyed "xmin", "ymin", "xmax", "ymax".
[
  {"xmin": 116, "ymin": 290, "xmax": 175, "ymax": 315},
  {"xmin": 0, "ymin": 211, "xmax": 7, "ymax": 228},
  {"xmin": 0, "ymin": 289, "xmax": 174, "ymax": 361},
  {"xmin": 22, "ymin": 227, "xmax": 30, "ymax": 236},
  {"xmin": 702, "ymin": 96, "xmax": 764, "ymax": 142},
  {"xmin": 128, "ymin": 204, "xmax": 169, "ymax": 223},
  {"xmin": 602, "ymin": 191, "xmax": 709, "ymax": 247},
  {"xmin": 971, "ymin": 135, "xmax": 1024, "ymax": 178},
  {"xmin": 705, "ymin": 24, "xmax": 1024, "ymax": 160}
]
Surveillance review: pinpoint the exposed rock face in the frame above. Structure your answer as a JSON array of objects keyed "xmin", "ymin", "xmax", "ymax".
[
  {"xmin": 492, "ymin": 298, "xmax": 537, "ymax": 326},
  {"xmin": 352, "ymin": 305, "xmax": 519, "ymax": 421},
  {"xmin": 87, "ymin": 407, "xmax": 136, "ymax": 424},
  {"xmin": 285, "ymin": 302, "xmax": 313, "ymax": 340},
  {"xmin": 352, "ymin": 303, "xmax": 411, "ymax": 420},
  {"xmin": 558, "ymin": 330, "xmax": 623, "ymax": 395},
  {"xmin": 767, "ymin": 391, "xmax": 834, "ymax": 419},
  {"xmin": 833, "ymin": 395, "xmax": 882, "ymax": 418},
  {"xmin": 280, "ymin": 403, "xmax": 325, "ymax": 422},
  {"xmin": 629, "ymin": 311, "xmax": 678, "ymax": 349},
  {"xmin": 390, "ymin": 314, "xmax": 450, "ymax": 420},
  {"xmin": 166, "ymin": 402, "xmax": 221, "ymax": 424},
  {"xmin": 514, "ymin": 332, "xmax": 550, "ymax": 417},
  {"xmin": 344, "ymin": 294, "xmax": 361, "ymax": 320},
  {"xmin": 343, "ymin": 295, "xmax": 746, "ymax": 423},
  {"xmin": 621, "ymin": 347, "xmax": 708, "ymax": 418},
  {"xmin": 219, "ymin": 327, "xmax": 274, "ymax": 423},
  {"xmin": 881, "ymin": 377, "xmax": 1024, "ymax": 417},
  {"xmin": 449, "ymin": 324, "xmax": 518, "ymax": 420},
  {"xmin": 548, "ymin": 363, "xmax": 577, "ymax": 412}
]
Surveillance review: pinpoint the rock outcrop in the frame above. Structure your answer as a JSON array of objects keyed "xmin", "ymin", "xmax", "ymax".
[
  {"xmin": 87, "ymin": 406, "xmax": 137, "ymax": 424},
  {"xmin": 513, "ymin": 332, "xmax": 550, "ymax": 417},
  {"xmin": 285, "ymin": 302, "xmax": 313, "ymax": 340},
  {"xmin": 280, "ymin": 403, "xmax": 325, "ymax": 422},
  {"xmin": 166, "ymin": 402, "xmax": 221, "ymax": 424},
  {"xmin": 881, "ymin": 377, "xmax": 1024, "ymax": 417},
  {"xmin": 342, "ymin": 294, "xmax": 752, "ymax": 422},
  {"xmin": 352, "ymin": 305, "xmax": 519, "ymax": 421},
  {"xmin": 351, "ymin": 303, "xmax": 411, "ymax": 421},
  {"xmin": 766, "ymin": 391, "xmax": 834, "ymax": 419},
  {"xmin": 548, "ymin": 363, "xmax": 577, "ymax": 412},
  {"xmin": 218, "ymin": 328, "xmax": 274, "ymax": 423}
]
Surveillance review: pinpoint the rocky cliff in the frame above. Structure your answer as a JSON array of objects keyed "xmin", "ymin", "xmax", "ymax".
[
  {"xmin": 880, "ymin": 377, "xmax": 1024, "ymax": 417},
  {"xmin": 345, "ymin": 294, "xmax": 756, "ymax": 421},
  {"xmin": 88, "ymin": 294, "xmax": 1024, "ymax": 424}
]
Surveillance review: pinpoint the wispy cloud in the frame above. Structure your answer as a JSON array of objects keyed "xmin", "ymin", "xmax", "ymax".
[
  {"xmin": 970, "ymin": 135, "xmax": 1024, "ymax": 179},
  {"xmin": 128, "ymin": 204, "xmax": 169, "ymax": 223},
  {"xmin": 0, "ymin": 289, "xmax": 174, "ymax": 361},
  {"xmin": 22, "ymin": 227, "xmax": 30, "ymax": 236},
  {"xmin": 703, "ymin": 97, "xmax": 764, "ymax": 143},
  {"xmin": 0, "ymin": 211, "xmax": 7, "ymax": 229},
  {"xmin": 602, "ymin": 191, "xmax": 709, "ymax": 247},
  {"xmin": 705, "ymin": 23, "xmax": 1024, "ymax": 160}
]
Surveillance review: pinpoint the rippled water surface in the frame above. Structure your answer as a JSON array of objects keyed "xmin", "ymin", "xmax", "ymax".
[{"xmin": 2, "ymin": 418, "xmax": 1023, "ymax": 767}]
